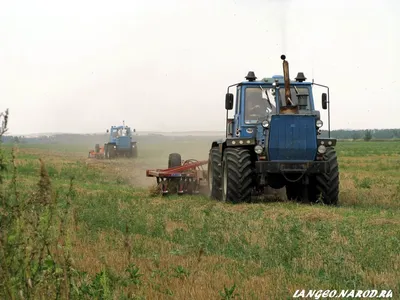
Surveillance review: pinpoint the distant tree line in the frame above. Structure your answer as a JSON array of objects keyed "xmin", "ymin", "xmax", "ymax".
[{"xmin": 1, "ymin": 128, "xmax": 400, "ymax": 144}]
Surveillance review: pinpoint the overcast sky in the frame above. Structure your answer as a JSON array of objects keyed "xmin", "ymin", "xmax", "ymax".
[{"xmin": 1, "ymin": 0, "xmax": 399, "ymax": 135}]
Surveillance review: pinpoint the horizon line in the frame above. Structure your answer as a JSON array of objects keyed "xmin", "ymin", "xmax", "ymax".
[{"xmin": 4, "ymin": 128, "xmax": 400, "ymax": 137}]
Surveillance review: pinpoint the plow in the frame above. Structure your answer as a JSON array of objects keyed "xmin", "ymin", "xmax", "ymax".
[{"xmin": 146, "ymin": 153, "xmax": 208, "ymax": 195}]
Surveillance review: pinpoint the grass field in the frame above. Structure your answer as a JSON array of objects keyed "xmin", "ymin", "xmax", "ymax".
[{"xmin": 1, "ymin": 139, "xmax": 399, "ymax": 299}]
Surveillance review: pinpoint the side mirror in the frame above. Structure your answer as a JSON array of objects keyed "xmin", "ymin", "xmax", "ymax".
[
  {"xmin": 225, "ymin": 93, "xmax": 234, "ymax": 110},
  {"xmin": 106, "ymin": 129, "xmax": 109, "ymax": 133},
  {"xmin": 321, "ymin": 93, "xmax": 327, "ymax": 110},
  {"xmin": 133, "ymin": 129, "xmax": 136, "ymax": 132}
]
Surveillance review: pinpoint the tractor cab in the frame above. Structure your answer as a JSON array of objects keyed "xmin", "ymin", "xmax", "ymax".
[
  {"xmin": 226, "ymin": 71, "xmax": 321, "ymax": 141},
  {"xmin": 109, "ymin": 126, "xmax": 134, "ymax": 140}
]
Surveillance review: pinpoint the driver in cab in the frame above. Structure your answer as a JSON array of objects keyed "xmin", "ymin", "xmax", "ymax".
[{"xmin": 245, "ymin": 89, "xmax": 274, "ymax": 119}]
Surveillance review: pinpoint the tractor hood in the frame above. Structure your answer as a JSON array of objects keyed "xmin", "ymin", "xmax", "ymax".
[{"xmin": 268, "ymin": 114, "xmax": 317, "ymax": 161}]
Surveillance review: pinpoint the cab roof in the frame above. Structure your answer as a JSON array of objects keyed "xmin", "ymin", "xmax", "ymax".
[{"xmin": 238, "ymin": 74, "xmax": 311, "ymax": 86}]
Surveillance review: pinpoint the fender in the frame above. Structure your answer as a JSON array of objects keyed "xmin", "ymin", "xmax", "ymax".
[
  {"xmin": 211, "ymin": 138, "xmax": 227, "ymax": 155},
  {"xmin": 211, "ymin": 138, "xmax": 225, "ymax": 148},
  {"xmin": 211, "ymin": 137, "xmax": 256, "ymax": 156}
]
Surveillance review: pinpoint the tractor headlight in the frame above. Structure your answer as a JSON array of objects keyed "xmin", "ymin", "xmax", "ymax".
[
  {"xmin": 254, "ymin": 145, "xmax": 263, "ymax": 154},
  {"xmin": 316, "ymin": 120, "xmax": 323, "ymax": 128},
  {"xmin": 113, "ymin": 146, "xmax": 116, "ymax": 149},
  {"xmin": 262, "ymin": 120, "xmax": 269, "ymax": 128},
  {"xmin": 317, "ymin": 145, "xmax": 326, "ymax": 154}
]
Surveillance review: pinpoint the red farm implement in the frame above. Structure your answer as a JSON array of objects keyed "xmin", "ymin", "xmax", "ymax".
[
  {"xmin": 88, "ymin": 144, "xmax": 105, "ymax": 159},
  {"xmin": 146, "ymin": 153, "xmax": 208, "ymax": 195}
]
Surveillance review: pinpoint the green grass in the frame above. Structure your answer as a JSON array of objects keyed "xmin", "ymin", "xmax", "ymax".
[
  {"xmin": 1, "ymin": 140, "xmax": 399, "ymax": 299},
  {"xmin": 336, "ymin": 140, "xmax": 400, "ymax": 157}
]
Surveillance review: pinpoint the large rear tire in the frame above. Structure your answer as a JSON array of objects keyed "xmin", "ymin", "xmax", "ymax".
[
  {"xmin": 208, "ymin": 147, "xmax": 222, "ymax": 200},
  {"xmin": 314, "ymin": 147, "xmax": 339, "ymax": 205},
  {"xmin": 222, "ymin": 148, "xmax": 254, "ymax": 203},
  {"xmin": 168, "ymin": 153, "xmax": 182, "ymax": 168}
]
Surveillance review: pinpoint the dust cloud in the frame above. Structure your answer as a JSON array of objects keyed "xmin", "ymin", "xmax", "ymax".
[{"xmin": 267, "ymin": 0, "xmax": 292, "ymax": 54}]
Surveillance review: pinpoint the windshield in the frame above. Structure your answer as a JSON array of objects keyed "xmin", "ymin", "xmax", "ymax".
[
  {"xmin": 112, "ymin": 128, "xmax": 131, "ymax": 137},
  {"xmin": 278, "ymin": 86, "xmax": 311, "ymax": 109},
  {"xmin": 244, "ymin": 87, "xmax": 276, "ymax": 124}
]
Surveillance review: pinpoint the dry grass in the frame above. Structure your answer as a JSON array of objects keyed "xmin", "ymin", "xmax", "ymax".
[
  {"xmin": 69, "ymin": 230, "xmax": 299, "ymax": 299},
  {"xmin": 1, "ymin": 139, "xmax": 399, "ymax": 299}
]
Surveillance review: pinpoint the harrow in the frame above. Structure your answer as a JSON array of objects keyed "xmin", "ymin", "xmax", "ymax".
[
  {"xmin": 146, "ymin": 154, "xmax": 208, "ymax": 195},
  {"xmin": 88, "ymin": 144, "xmax": 105, "ymax": 159}
]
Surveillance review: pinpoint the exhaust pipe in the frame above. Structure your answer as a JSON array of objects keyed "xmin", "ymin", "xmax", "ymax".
[{"xmin": 280, "ymin": 54, "xmax": 299, "ymax": 114}]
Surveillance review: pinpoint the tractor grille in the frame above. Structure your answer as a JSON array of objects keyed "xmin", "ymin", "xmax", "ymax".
[
  {"xmin": 268, "ymin": 115, "xmax": 317, "ymax": 161},
  {"xmin": 116, "ymin": 136, "xmax": 131, "ymax": 149}
]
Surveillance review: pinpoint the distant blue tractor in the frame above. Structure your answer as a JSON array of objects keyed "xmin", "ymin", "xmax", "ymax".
[
  {"xmin": 104, "ymin": 123, "xmax": 138, "ymax": 159},
  {"xmin": 207, "ymin": 55, "xmax": 339, "ymax": 205}
]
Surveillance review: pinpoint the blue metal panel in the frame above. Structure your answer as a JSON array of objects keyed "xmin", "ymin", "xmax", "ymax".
[
  {"xmin": 268, "ymin": 115, "xmax": 317, "ymax": 161},
  {"xmin": 116, "ymin": 136, "xmax": 131, "ymax": 149},
  {"xmin": 255, "ymin": 125, "xmax": 265, "ymax": 143}
]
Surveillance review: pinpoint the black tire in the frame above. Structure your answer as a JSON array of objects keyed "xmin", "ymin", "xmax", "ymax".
[
  {"xmin": 106, "ymin": 144, "xmax": 116, "ymax": 159},
  {"xmin": 104, "ymin": 144, "xmax": 108, "ymax": 158},
  {"xmin": 314, "ymin": 147, "xmax": 340, "ymax": 205},
  {"xmin": 131, "ymin": 143, "xmax": 138, "ymax": 158},
  {"xmin": 222, "ymin": 148, "xmax": 254, "ymax": 203},
  {"xmin": 208, "ymin": 147, "xmax": 222, "ymax": 200},
  {"xmin": 168, "ymin": 153, "xmax": 181, "ymax": 168},
  {"xmin": 105, "ymin": 144, "xmax": 109, "ymax": 159}
]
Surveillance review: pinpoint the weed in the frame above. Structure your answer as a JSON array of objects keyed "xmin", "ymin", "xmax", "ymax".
[
  {"xmin": 125, "ymin": 263, "xmax": 143, "ymax": 285},
  {"xmin": 171, "ymin": 265, "xmax": 190, "ymax": 279},
  {"xmin": 219, "ymin": 283, "xmax": 239, "ymax": 299},
  {"xmin": 353, "ymin": 176, "xmax": 373, "ymax": 189}
]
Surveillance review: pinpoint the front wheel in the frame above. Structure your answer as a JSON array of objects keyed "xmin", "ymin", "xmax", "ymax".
[
  {"xmin": 222, "ymin": 148, "xmax": 254, "ymax": 203},
  {"xmin": 106, "ymin": 144, "xmax": 116, "ymax": 159},
  {"xmin": 314, "ymin": 148, "xmax": 340, "ymax": 205},
  {"xmin": 104, "ymin": 145, "xmax": 109, "ymax": 159},
  {"xmin": 131, "ymin": 143, "xmax": 138, "ymax": 158}
]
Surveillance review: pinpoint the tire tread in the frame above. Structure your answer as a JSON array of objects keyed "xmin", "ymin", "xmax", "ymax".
[
  {"xmin": 315, "ymin": 148, "xmax": 340, "ymax": 205},
  {"xmin": 224, "ymin": 148, "xmax": 253, "ymax": 203}
]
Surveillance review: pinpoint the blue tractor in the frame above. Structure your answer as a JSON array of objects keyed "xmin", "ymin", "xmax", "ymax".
[
  {"xmin": 104, "ymin": 122, "xmax": 138, "ymax": 159},
  {"xmin": 207, "ymin": 55, "xmax": 339, "ymax": 205}
]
